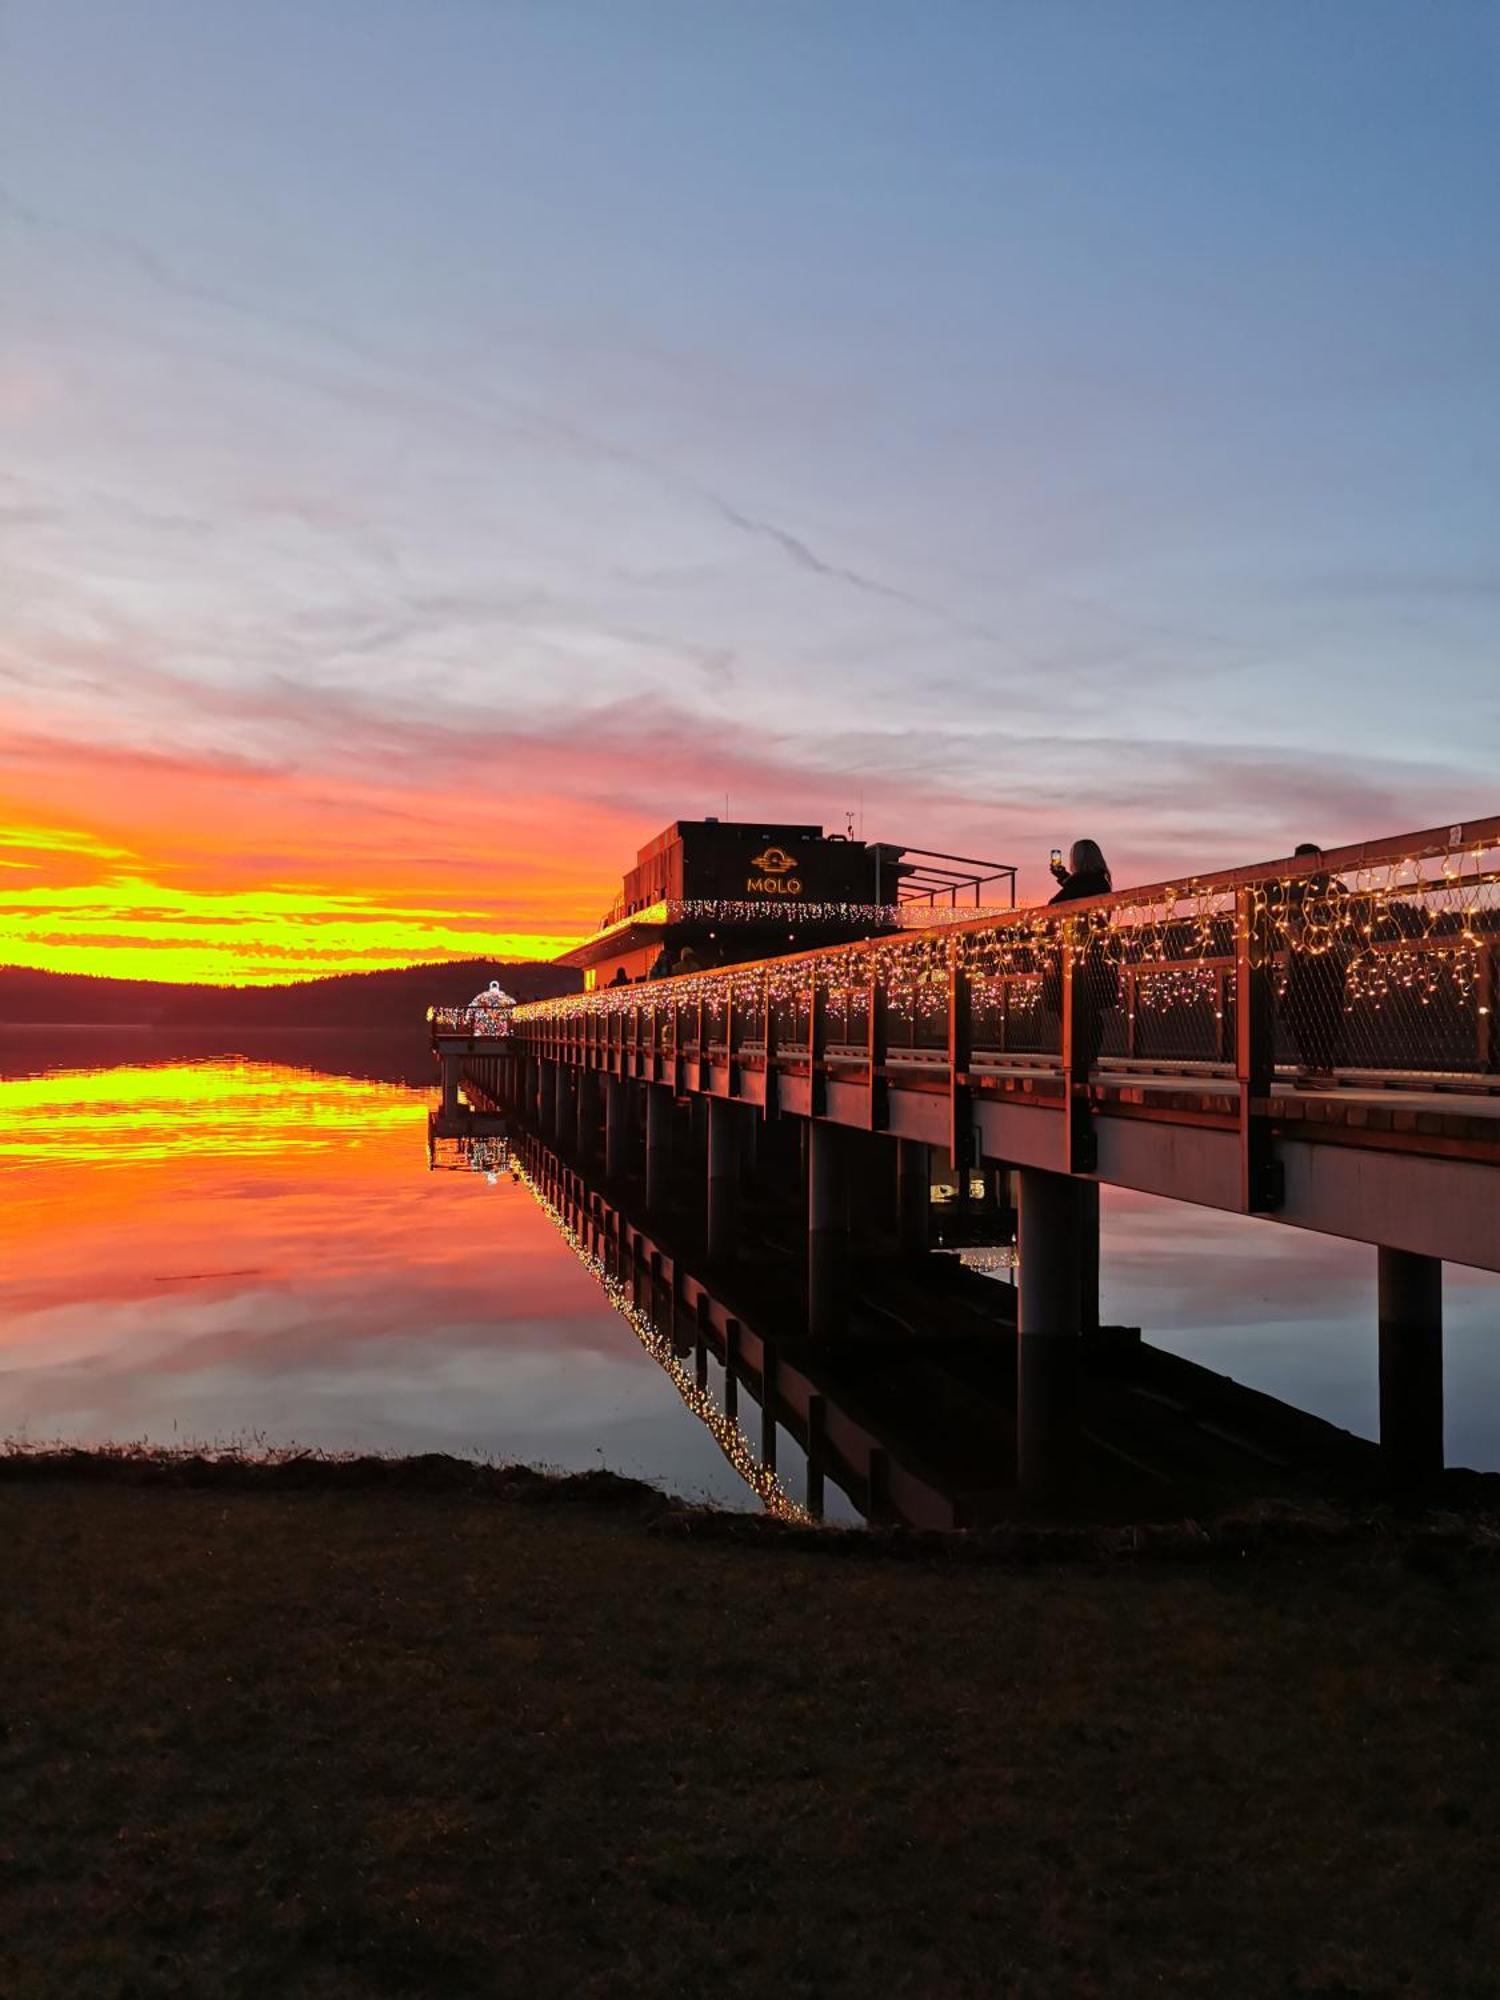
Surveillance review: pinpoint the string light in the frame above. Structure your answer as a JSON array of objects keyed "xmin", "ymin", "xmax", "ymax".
[
  {"xmin": 510, "ymin": 838, "xmax": 1500, "ymax": 1068},
  {"xmin": 585, "ymin": 898, "xmax": 1014, "ymax": 934},
  {"xmin": 508, "ymin": 1144, "xmax": 812, "ymax": 1525}
]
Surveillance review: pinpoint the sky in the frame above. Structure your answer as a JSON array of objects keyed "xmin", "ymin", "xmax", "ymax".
[{"xmin": 2, "ymin": 0, "xmax": 1497, "ymax": 982}]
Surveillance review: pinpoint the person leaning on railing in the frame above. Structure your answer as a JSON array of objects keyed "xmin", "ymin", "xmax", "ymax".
[{"xmin": 1044, "ymin": 840, "xmax": 1120, "ymax": 1079}]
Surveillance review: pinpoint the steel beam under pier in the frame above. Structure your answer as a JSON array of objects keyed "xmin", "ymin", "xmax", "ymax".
[
  {"xmin": 645, "ymin": 1083, "xmax": 672, "ymax": 1214},
  {"xmin": 1378, "ymin": 1247, "xmax": 1444, "ymax": 1491},
  {"xmin": 707, "ymin": 1097, "xmax": 739, "ymax": 1260},
  {"xmin": 1017, "ymin": 1167, "xmax": 1092, "ymax": 1497},
  {"xmin": 808, "ymin": 1121, "xmax": 849, "ymax": 1339}
]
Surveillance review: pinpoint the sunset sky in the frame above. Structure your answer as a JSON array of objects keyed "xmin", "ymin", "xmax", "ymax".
[{"xmin": 3, "ymin": 1, "xmax": 1497, "ymax": 982}]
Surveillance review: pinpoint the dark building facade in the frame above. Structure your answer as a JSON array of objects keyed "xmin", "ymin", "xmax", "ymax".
[{"xmin": 557, "ymin": 819, "xmax": 910, "ymax": 988}]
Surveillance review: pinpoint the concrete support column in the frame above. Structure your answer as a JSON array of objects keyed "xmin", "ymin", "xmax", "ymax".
[
  {"xmin": 575, "ymin": 1069, "xmax": 599, "ymax": 1161},
  {"xmin": 760, "ymin": 1347, "xmax": 778, "ymax": 1469},
  {"xmin": 605, "ymin": 1074, "xmax": 630, "ymax": 1180},
  {"xmin": 706, "ymin": 1097, "xmax": 739, "ymax": 1261},
  {"xmin": 440, "ymin": 1055, "xmax": 460, "ymax": 1117},
  {"xmin": 737, "ymin": 1107, "xmax": 760, "ymax": 1191},
  {"xmin": 805, "ymin": 1395, "xmax": 826, "ymax": 1519},
  {"xmin": 645, "ymin": 1085, "xmax": 672, "ymax": 1213},
  {"xmin": 538, "ymin": 1060, "xmax": 557, "ymax": 1139},
  {"xmin": 1378, "ymin": 1247, "xmax": 1444, "ymax": 1492},
  {"xmin": 1077, "ymin": 1180, "xmax": 1101, "ymax": 1334},
  {"xmin": 847, "ymin": 1129, "xmax": 896, "ymax": 1246},
  {"xmin": 558, "ymin": 1069, "xmax": 578, "ymax": 1150},
  {"xmin": 807, "ymin": 1120, "xmax": 849, "ymax": 1339},
  {"xmin": 1016, "ymin": 1167, "xmax": 1090, "ymax": 1498},
  {"xmin": 897, "ymin": 1139, "xmax": 931, "ymax": 1259}
]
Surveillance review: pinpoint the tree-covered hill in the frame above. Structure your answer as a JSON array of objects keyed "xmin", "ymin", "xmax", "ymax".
[{"xmin": 0, "ymin": 960, "xmax": 580, "ymax": 1028}]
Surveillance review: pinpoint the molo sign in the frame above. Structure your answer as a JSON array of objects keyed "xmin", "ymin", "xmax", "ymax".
[{"xmin": 745, "ymin": 846, "xmax": 803, "ymax": 895}]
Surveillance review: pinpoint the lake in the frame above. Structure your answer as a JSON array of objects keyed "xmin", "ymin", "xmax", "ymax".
[{"xmin": 3, "ymin": 1028, "xmax": 1499, "ymax": 1508}]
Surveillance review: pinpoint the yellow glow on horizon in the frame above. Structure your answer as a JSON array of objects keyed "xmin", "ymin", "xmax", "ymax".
[
  {"xmin": 0, "ymin": 1059, "xmax": 421, "ymax": 1163},
  {"xmin": 0, "ymin": 873, "xmax": 584, "ymax": 984},
  {"xmin": 0, "ymin": 821, "xmax": 138, "ymax": 863}
]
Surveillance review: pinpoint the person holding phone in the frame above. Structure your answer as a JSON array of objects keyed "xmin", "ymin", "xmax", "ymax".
[
  {"xmin": 1049, "ymin": 840, "xmax": 1111, "ymax": 902},
  {"xmin": 1043, "ymin": 840, "xmax": 1118, "ymax": 1080}
]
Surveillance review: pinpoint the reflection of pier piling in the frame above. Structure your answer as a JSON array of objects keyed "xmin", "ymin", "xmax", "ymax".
[{"xmin": 436, "ymin": 1081, "xmax": 1390, "ymax": 1526}]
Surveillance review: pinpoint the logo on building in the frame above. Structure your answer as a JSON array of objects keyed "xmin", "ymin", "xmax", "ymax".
[
  {"xmin": 746, "ymin": 844, "xmax": 803, "ymax": 895},
  {"xmin": 750, "ymin": 846, "xmax": 797, "ymax": 876}
]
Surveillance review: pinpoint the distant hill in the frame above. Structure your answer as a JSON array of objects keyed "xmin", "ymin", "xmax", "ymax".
[{"xmin": 0, "ymin": 960, "xmax": 581, "ymax": 1029}]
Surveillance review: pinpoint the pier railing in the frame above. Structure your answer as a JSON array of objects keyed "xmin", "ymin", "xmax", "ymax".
[
  {"xmin": 511, "ymin": 817, "xmax": 1500, "ymax": 1094},
  {"xmin": 428, "ymin": 1005, "xmax": 512, "ymax": 1037}
]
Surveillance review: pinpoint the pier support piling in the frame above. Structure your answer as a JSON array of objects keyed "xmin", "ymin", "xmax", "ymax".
[
  {"xmin": 1016, "ymin": 1167, "xmax": 1091, "ymax": 1497},
  {"xmin": 707, "ymin": 1097, "xmax": 739, "ymax": 1260},
  {"xmin": 1078, "ymin": 1180, "xmax": 1101, "ymax": 1334},
  {"xmin": 575, "ymin": 1069, "xmax": 599, "ymax": 1162},
  {"xmin": 1378, "ymin": 1246, "xmax": 1444, "ymax": 1492},
  {"xmin": 645, "ymin": 1084, "xmax": 673, "ymax": 1213},
  {"xmin": 440, "ymin": 1056, "xmax": 461, "ymax": 1118},
  {"xmin": 605, "ymin": 1075, "xmax": 630, "ymax": 1180},
  {"xmin": 897, "ymin": 1139, "xmax": 931, "ymax": 1259},
  {"xmin": 807, "ymin": 1120, "xmax": 849, "ymax": 1339}
]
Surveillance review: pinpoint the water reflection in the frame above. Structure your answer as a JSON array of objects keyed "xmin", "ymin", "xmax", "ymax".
[
  {"xmin": 508, "ymin": 1145, "xmax": 811, "ymax": 1524},
  {"xmin": 1100, "ymin": 1187, "xmax": 1500, "ymax": 1472},
  {"xmin": 5, "ymin": 1033, "xmax": 1499, "ymax": 1512},
  {"xmin": 0, "ymin": 1049, "xmax": 760, "ymax": 1504}
]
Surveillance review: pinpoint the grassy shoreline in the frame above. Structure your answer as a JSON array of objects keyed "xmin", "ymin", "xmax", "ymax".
[{"xmin": 6, "ymin": 1455, "xmax": 1500, "ymax": 1995}]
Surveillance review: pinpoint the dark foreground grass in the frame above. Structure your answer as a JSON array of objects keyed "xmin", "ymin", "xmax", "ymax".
[{"xmin": 5, "ymin": 1466, "xmax": 1500, "ymax": 1998}]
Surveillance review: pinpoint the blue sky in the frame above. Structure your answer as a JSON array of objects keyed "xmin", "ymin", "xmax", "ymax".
[{"xmin": 1, "ymin": 0, "xmax": 1497, "ymax": 969}]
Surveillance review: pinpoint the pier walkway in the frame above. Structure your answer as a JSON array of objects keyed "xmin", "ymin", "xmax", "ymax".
[{"xmin": 435, "ymin": 817, "xmax": 1500, "ymax": 1493}]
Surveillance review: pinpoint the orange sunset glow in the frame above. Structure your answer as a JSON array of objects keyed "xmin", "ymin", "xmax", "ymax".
[{"xmin": 0, "ymin": 746, "xmax": 640, "ymax": 981}]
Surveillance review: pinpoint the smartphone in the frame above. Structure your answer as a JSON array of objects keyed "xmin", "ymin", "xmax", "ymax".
[{"xmin": 1049, "ymin": 847, "xmax": 1063, "ymax": 869}]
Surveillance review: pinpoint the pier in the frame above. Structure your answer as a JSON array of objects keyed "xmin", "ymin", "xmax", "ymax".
[
  {"xmin": 433, "ymin": 816, "xmax": 1500, "ymax": 1498},
  {"xmin": 427, "ymin": 1112, "xmax": 1386, "ymax": 1526}
]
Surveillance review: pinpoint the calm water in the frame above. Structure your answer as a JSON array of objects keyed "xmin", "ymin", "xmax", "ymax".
[{"xmin": 3, "ymin": 1030, "xmax": 1498, "ymax": 1500}]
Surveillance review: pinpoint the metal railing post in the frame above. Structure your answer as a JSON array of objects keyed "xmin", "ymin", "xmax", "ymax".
[
  {"xmin": 1479, "ymin": 944, "xmax": 1498, "ymax": 1074},
  {"xmin": 947, "ymin": 935, "xmax": 972, "ymax": 1180},
  {"xmin": 809, "ymin": 964, "xmax": 828, "ymax": 1117},
  {"xmin": 1235, "ymin": 885, "xmax": 1281, "ymax": 1211},
  {"xmin": 762, "ymin": 969, "xmax": 779, "ymax": 1121},
  {"xmin": 866, "ymin": 965, "xmax": 888, "ymax": 1130}
]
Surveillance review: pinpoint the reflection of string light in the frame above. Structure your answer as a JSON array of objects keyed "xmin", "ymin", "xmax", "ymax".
[
  {"xmin": 508, "ymin": 1151, "xmax": 812, "ymax": 1526},
  {"xmin": 512, "ymin": 839, "xmax": 1500, "ymax": 1056},
  {"xmin": 941, "ymin": 1245, "xmax": 1019, "ymax": 1275}
]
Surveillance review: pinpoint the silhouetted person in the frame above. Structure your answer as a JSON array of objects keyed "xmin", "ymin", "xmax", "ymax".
[
  {"xmin": 1279, "ymin": 842, "xmax": 1350, "ymax": 1086},
  {"xmin": 609, "ymin": 965, "xmax": 630, "ymax": 987},
  {"xmin": 647, "ymin": 946, "xmax": 673, "ymax": 980},
  {"xmin": 671, "ymin": 944, "xmax": 704, "ymax": 976},
  {"xmin": 1045, "ymin": 839, "xmax": 1119, "ymax": 1079}
]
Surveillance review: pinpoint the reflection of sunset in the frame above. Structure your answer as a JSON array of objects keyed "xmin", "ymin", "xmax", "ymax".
[
  {"xmin": 0, "ymin": 1060, "xmax": 749, "ymax": 1491},
  {"xmin": 0, "ymin": 1061, "xmax": 419, "ymax": 1164}
]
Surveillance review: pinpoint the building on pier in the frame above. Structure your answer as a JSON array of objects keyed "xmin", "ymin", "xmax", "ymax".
[{"xmin": 555, "ymin": 817, "xmax": 1016, "ymax": 990}]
